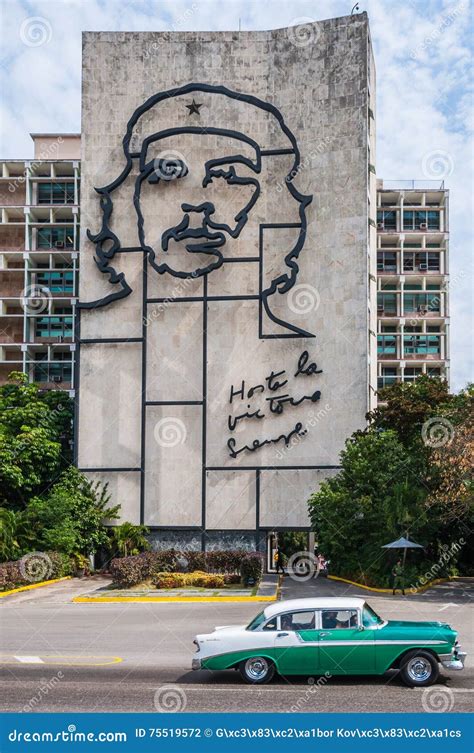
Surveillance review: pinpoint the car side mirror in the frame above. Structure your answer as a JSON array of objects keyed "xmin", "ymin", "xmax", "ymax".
[{"xmin": 357, "ymin": 625, "xmax": 365, "ymax": 631}]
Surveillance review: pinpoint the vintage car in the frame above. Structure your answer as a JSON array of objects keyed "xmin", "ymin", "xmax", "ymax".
[{"xmin": 192, "ymin": 597, "xmax": 466, "ymax": 687}]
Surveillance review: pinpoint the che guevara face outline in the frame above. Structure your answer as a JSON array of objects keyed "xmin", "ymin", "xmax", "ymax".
[{"xmin": 134, "ymin": 128, "xmax": 262, "ymax": 280}]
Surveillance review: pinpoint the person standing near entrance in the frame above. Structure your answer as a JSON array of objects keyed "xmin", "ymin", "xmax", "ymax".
[
  {"xmin": 392, "ymin": 558, "xmax": 405, "ymax": 595},
  {"xmin": 274, "ymin": 546, "xmax": 286, "ymax": 575}
]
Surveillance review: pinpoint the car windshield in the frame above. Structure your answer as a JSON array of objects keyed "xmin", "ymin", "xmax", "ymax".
[
  {"xmin": 246, "ymin": 611, "xmax": 267, "ymax": 631},
  {"xmin": 362, "ymin": 603, "xmax": 384, "ymax": 627}
]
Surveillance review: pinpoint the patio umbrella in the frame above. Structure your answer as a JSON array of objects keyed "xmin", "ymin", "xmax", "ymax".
[{"xmin": 382, "ymin": 536, "xmax": 423, "ymax": 567}]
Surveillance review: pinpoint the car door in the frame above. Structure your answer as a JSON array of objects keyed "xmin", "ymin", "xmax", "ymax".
[
  {"xmin": 317, "ymin": 609, "xmax": 375, "ymax": 674},
  {"xmin": 272, "ymin": 610, "xmax": 319, "ymax": 676}
]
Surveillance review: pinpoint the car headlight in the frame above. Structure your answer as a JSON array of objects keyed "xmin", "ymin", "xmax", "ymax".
[{"xmin": 193, "ymin": 640, "xmax": 200, "ymax": 653}]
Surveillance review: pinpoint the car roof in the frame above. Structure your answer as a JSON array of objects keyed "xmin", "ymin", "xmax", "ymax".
[{"xmin": 264, "ymin": 597, "xmax": 367, "ymax": 618}]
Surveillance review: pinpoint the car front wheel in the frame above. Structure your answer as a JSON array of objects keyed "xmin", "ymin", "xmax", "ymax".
[
  {"xmin": 399, "ymin": 650, "xmax": 439, "ymax": 687},
  {"xmin": 239, "ymin": 656, "xmax": 275, "ymax": 684}
]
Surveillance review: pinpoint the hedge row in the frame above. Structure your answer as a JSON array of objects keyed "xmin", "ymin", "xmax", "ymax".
[
  {"xmin": 0, "ymin": 552, "xmax": 72, "ymax": 591},
  {"xmin": 154, "ymin": 571, "xmax": 227, "ymax": 589},
  {"xmin": 109, "ymin": 549, "xmax": 264, "ymax": 588}
]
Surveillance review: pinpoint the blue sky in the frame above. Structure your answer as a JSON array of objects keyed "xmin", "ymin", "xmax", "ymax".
[{"xmin": 0, "ymin": 0, "xmax": 472, "ymax": 390}]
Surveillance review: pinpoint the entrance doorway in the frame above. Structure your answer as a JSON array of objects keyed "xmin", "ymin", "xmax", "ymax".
[{"xmin": 266, "ymin": 531, "xmax": 314, "ymax": 572}]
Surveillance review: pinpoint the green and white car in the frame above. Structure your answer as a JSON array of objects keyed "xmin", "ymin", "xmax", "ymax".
[{"xmin": 192, "ymin": 597, "xmax": 466, "ymax": 687}]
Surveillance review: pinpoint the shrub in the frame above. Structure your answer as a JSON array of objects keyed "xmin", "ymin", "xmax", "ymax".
[
  {"xmin": 109, "ymin": 553, "xmax": 150, "ymax": 588},
  {"xmin": 240, "ymin": 553, "xmax": 264, "ymax": 586},
  {"xmin": 153, "ymin": 571, "xmax": 225, "ymax": 589},
  {"xmin": 0, "ymin": 561, "xmax": 22, "ymax": 591},
  {"xmin": 110, "ymin": 549, "xmax": 261, "ymax": 588},
  {"xmin": 154, "ymin": 572, "xmax": 186, "ymax": 589},
  {"xmin": 0, "ymin": 550, "xmax": 72, "ymax": 591},
  {"xmin": 191, "ymin": 572, "xmax": 225, "ymax": 588}
]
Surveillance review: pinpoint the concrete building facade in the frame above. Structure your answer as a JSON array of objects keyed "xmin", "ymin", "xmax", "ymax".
[
  {"xmin": 77, "ymin": 15, "xmax": 377, "ymax": 556},
  {"xmin": 0, "ymin": 135, "xmax": 80, "ymax": 392},
  {"xmin": 376, "ymin": 180, "xmax": 450, "ymax": 387}
]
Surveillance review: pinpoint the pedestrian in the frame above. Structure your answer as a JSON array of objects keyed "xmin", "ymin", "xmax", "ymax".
[
  {"xmin": 392, "ymin": 558, "xmax": 405, "ymax": 595},
  {"xmin": 274, "ymin": 546, "xmax": 285, "ymax": 575}
]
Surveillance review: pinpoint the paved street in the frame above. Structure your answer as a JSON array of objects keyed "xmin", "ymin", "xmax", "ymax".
[{"xmin": 0, "ymin": 577, "xmax": 472, "ymax": 713}]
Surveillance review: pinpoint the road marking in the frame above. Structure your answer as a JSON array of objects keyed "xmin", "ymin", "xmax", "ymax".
[
  {"xmin": 438, "ymin": 603, "xmax": 459, "ymax": 611},
  {"xmin": 1, "ymin": 655, "xmax": 123, "ymax": 667}
]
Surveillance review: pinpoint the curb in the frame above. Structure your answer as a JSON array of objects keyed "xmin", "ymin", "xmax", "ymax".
[
  {"xmin": 0, "ymin": 576, "xmax": 71, "ymax": 598},
  {"xmin": 328, "ymin": 574, "xmax": 457, "ymax": 594},
  {"xmin": 73, "ymin": 594, "xmax": 277, "ymax": 603}
]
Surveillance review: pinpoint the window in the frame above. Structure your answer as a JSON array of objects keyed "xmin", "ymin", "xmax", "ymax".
[
  {"xmin": 377, "ymin": 210, "xmax": 396, "ymax": 230},
  {"xmin": 35, "ymin": 314, "xmax": 73, "ymax": 339},
  {"xmin": 247, "ymin": 611, "xmax": 266, "ymax": 631},
  {"xmin": 378, "ymin": 367, "xmax": 398, "ymax": 389},
  {"xmin": 37, "ymin": 227, "xmax": 74, "ymax": 249},
  {"xmin": 280, "ymin": 611, "xmax": 315, "ymax": 631},
  {"xmin": 36, "ymin": 270, "xmax": 74, "ymax": 294},
  {"xmin": 377, "ymin": 334, "xmax": 397, "ymax": 355},
  {"xmin": 33, "ymin": 353, "xmax": 72, "ymax": 383},
  {"xmin": 321, "ymin": 609, "xmax": 358, "ymax": 629},
  {"xmin": 362, "ymin": 604, "xmax": 383, "ymax": 627},
  {"xmin": 404, "ymin": 368, "xmax": 422, "ymax": 382},
  {"xmin": 403, "ymin": 210, "xmax": 440, "ymax": 231},
  {"xmin": 37, "ymin": 182, "xmax": 75, "ymax": 205},
  {"xmin": 404, "ymin": 335, "xmax": 440, "ymax": 355},
  {"xmin": 377, "ymin": 292, "xmax": 397, "ymax": 314},
  {"xmin": 377, "ymin": 251, "xmax": 397, "ymax": 272}
]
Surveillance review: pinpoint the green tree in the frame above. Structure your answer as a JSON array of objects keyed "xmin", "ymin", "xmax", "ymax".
[
  {"xmin": 0, "ymin": 508, "xmax": 35, "ymax": 561},
  {"xmin": 110, "ymin": 522, "xmax": 150, "ymax": 558},
  {"xmin": 309, "ymin": 378, "xmax": 473, "ymax": 586},
  {"xmin": 308, "ymin": 430, "xmax": 431, "ymax": 586},
  {"xmin": 0, "ymin": 372, "xmax": 73, "ymax": 508},
  {"xmin": 28, "ymin": 466, "xmax": 119, "ymax": 557}
]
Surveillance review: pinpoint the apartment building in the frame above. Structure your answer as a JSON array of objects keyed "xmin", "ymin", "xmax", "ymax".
[
  {"xmin": 376, "ymin": 179, "xmax": 449, "ymax": 389},
  {"xmin": 0, "ymin": 134, "xmax": 80, "ymax": 394}
]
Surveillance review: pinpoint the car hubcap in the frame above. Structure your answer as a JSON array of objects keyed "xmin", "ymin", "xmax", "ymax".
[
  {"xmin": 407, "ymin": 656, "xmax": 431, "ymax": 682},
  {"xmin": 245, "ymin": 657, "xmax": 268, "ymax": 680}
]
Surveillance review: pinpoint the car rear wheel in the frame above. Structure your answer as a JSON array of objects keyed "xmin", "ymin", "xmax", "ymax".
[
  {"xmin": 399, "ymin": 650, "xmax": 439, "ymax": 687},
  {"xmin": 239, "ymin": 656, "xmax": 275, "ymax": 684}
]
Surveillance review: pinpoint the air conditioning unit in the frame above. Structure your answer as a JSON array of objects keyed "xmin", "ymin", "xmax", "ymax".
[
  {"xmin": 417, "ymin": 305, "xmax": 428, "ymax": 314},
  {"xmin": 419, "ymin": 223, "xmax": 428, "ymax": 230},
  {"xmin": 377, "ymin": 222, "xmax": 385, "ymax": 230},
  {"xmin": 52, "ymin": 375, "xmax": 63, "ymax": 383},
  {"xmin": 419, "ymin": 263, "xmax": 428, "ymax": 271},
  {"xmin": 55, "ymin": 241, "xmax": 64, "ymax": 248},
  {"xmin": 377, "ymin": 304, "xmax": 385, "ymax": 313}
]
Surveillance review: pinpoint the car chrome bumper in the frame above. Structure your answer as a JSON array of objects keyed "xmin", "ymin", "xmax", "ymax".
[
  {"xmin": 192, "ymin": 658, "xmax": 202, "ymax": 671},
  {"xmin": 441, "ymin": 650, "xmax": 466, "ymax": 671}
]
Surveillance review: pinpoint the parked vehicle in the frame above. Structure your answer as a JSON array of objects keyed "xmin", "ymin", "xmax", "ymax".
[{"xmin": 192, "ymin": 597, "xmax": 465, "ymax": 687}]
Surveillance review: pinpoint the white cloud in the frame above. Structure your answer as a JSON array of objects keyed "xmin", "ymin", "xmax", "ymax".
[{"xmin": 0, "ymin": 0, "xmax": 471, "ymax": 388}]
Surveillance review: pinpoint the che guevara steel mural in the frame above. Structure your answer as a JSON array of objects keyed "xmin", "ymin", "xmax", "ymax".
[{"xmin": 80, "ymin": 83, "xmax": 323, "ymax": 463}]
